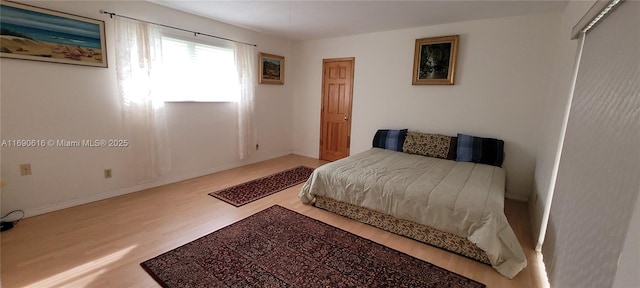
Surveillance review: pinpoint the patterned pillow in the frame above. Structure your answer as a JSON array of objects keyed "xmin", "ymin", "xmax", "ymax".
[
  {"xmin": 402, "ymin": 131, "xmax": 454, "ymax": 159},
  {"xmin": 456, "ymin": 134, "xmax": 505, "ymax": 167},
  {"xmin": 372, "ymin": 129, "xmax": 408, "ymax": 151}
]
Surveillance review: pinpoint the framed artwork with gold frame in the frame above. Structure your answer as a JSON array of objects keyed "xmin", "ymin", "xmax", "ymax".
[
  {"xmin": 259, "ymin": 52, "xmax": 284, "ymax": 85},
  {"xmin": 412, "ymin": 35, "xmax": 459, "ymax": 85}
]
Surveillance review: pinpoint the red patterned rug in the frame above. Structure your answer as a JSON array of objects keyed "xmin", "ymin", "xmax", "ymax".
[
  {"xmin": 208, "ymin": 166, "xmax": 314, "ymax": 207},
  {"xmin": 141, "ymin": 205, "xmax": 486, "ymax": 288}
]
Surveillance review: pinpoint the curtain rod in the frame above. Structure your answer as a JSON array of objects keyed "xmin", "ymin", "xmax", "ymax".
[
  {"xmin": 570, "ymin": 0, "xmax": 623, "ymax": 39},
  {"xmin": 99, "ymin": 10, "xmax": 257, "ymax": 47}
]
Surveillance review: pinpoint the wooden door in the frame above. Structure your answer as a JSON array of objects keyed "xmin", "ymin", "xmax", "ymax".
[{"xmin": 320, "ymin": 58, "xmax": 354, "ymax": 161}]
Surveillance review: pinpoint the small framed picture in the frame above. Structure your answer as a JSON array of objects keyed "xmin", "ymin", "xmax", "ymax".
[
  {"xmin": 0, "ymin": 0, "xmax": 108, "ymax": 68},
  {"xmin": 259, "ymin": 52, "xmax": 284, "ymax": 85},
  {"xmin": 412, "ymin": 35, "xmax": 459, "ymax": 85}
]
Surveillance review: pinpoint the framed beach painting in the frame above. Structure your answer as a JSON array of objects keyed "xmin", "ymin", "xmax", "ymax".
[
  {"xmin": 412, "ymin": 35, "xmax": 459, "ymax": 85},
  {"xmin": 0, "ymin": 0, "xmax": 107, "ymax": 67},
  {"xmin": 259, "ymin": 52, "xmax": 284, "ymax": 85}
]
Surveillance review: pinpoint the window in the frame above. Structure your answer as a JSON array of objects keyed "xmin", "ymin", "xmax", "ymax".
[{"xmin": 158, "ymin": 35, "xmax": 239, "ymax": 102}]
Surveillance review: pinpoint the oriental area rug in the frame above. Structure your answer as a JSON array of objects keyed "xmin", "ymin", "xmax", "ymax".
[
  {"xmin": 208, "ymin": 166, "xmax": 314, "ymax": 207},
  {"xmin": 140, "ymin": 205, "xmax": 486, "ymax": 288}
]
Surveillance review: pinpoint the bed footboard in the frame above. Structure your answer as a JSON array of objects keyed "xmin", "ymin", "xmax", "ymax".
[{"xmin": 315, "ymin": 196, "xmax": 491, "ymax": 265}]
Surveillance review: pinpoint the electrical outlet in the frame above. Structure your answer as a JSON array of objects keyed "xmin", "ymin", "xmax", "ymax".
[
  {"xmin": 104, "ymin": 169, "xmax": 112, "ymax": 179},
  {"xmin": 20, "ymin": 164, "xmax": 31, "ymax": 176}
]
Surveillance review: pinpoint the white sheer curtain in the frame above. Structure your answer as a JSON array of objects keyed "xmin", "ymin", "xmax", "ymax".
[
  {"xmin": 115, "ymin": 18, "xmax": 171, "ymax": 179},
  {"xmin": 234, "ymin": 43, "xmax": 257, "ymax": 160}
]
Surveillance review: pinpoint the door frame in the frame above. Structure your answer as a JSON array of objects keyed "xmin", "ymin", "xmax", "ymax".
[{"xmin": 319, "ymin": 57, "xmax": 355, "ymax": 161}]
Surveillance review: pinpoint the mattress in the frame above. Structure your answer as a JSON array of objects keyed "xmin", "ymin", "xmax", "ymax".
[{"xmin": 299, "ymin": 148, "xmax": 526, "ymax": 278}]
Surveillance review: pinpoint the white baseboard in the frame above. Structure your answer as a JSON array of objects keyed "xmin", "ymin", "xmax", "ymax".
[
  {"xmin": 292, "ymin": 150, "xmax": 318, "ymax": 159},
  {"xmin": 24, "ymin": 181, "xmax": 161, "ymax": 218},
  {"xmin": 24, "ymin": 149, "xmax": 527, "ymax": 217},
  {"xmin": 23, "ymin": 151, "xmax": 292, "ymax": 218},
  {"xmin": 506, "ymin": 192, "xmax": 530, "ymax": 202}
]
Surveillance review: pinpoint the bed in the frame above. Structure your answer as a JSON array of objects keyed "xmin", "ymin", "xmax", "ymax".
[{"xmin": 299, "ymin": 146, "xmax": 527, "ymax": 279}]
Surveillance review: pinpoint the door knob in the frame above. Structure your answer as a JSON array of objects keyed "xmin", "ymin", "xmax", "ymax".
[{"xmin": 344, "ymin": 116, "xmax": 348, "ymax": 121}]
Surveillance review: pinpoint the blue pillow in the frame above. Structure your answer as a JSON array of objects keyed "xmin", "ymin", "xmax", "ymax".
[
  {"xmin": 373, "ymin": 129, "xmax": 408, "ymax": 151},
  {"xmin": 456, "ymin": 133, "xmax": 504, "ymax": 167}
]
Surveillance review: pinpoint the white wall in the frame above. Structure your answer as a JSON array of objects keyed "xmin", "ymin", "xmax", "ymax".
[
  {"xmin": 0, "ymin": 1, "xmax": 293, "ymax": 216},
  {"xmin": 529, "ymin": 0, "xmax": 594, "ymax": 248},
  {"xmin": 291, "ymin": 13, "xmax": 560, "ymax": 201}
]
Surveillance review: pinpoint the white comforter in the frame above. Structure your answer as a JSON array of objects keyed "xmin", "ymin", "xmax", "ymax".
[{"xmin": 299, "ymin": 148, "xmax": 526, "ymax": 279}]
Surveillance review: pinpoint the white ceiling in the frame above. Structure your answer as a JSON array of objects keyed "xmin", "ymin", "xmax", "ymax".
[{"xmin": 153, "ymin": 1, "xmax": 569, "ymax": 42}]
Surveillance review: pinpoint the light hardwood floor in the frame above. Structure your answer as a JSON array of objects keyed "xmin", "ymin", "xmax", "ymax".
[{"xmin": 1, "ymin": 154, "xmax": 545, "ymax": 287}]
